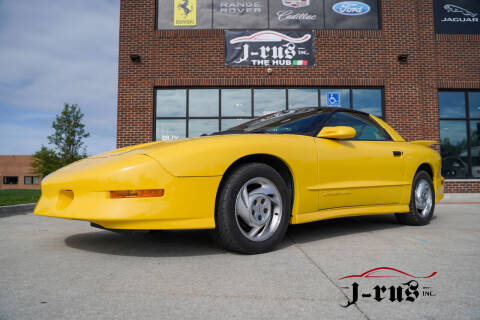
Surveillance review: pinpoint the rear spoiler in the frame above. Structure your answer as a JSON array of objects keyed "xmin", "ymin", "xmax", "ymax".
[{"xmin": 409, "ymin": 140, "xmax": 436, "ymax": 147}]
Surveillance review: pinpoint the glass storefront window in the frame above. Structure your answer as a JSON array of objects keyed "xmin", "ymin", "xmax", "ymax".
[
  {"xmin": 439, "ymin": 91, "xmax": 465, "ymax": 118},
  {"xmin": 439, "ymin": 90, "xmax": 480, "ymax": 179},
  {"xmin": 288, "ymin": 89, "xmax": 318, "ymax": 109},
  {"xmin": 221, "ymin": 89, "xmax": 251, "ymax": 116},
  {"xmin": 470, "ymin": 120, "xmax": 480, "ymax": 178},
  {"xmin": 156, "ymin": 89, "xmax": 186, "ymax": 117},
  {"xmin": 254, "ymin": 89, "xmax": 286, "ymax": 116},
  {"xmin": 469, "ymin": 92, "xmax": 480, "ymax": 118},
  {"xmin": 155, "ymin": 87, "xmax": 384, "ymax": 140},
  {"xmin": 221, "ymin": 119, "xmax": 249, "ymax": 131},
  {"xmin": 156, "ymin": 120, "xmax": 186, "ymax": 140},
  {"xmin": 189, "ymin": 119, "xmax": 219, "ymax": 137},
  {"xmin": 189, "ymin": 89, "xmax": 218, "ymax": 117},
  {"xmin": 352, "ymin": 89, "xmax": 382, "ymax": 117},
  {"xmin": 320, "ymin": 89, "xmax": 350, "ymax": 108}
]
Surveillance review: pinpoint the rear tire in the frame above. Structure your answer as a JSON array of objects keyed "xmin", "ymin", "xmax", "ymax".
[
  {"xmin": 395, "ymin": 170, "xmax": 435, "ymax": 226},
  {"xmin": 213, "ymin": 163, "xmax": 291, "ymax": 254}
]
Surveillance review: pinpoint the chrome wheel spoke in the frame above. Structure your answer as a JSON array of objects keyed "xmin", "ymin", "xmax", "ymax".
[
  {"xmin": 248, "ymin": 225, "xmax": 263, "ymax": 238},
  {"xmin": 414, "ymin": 179, "xmax": 432, "ymax": 217},
  {"xmin": 236, "ymin": 186, "xmax": 253, "ymax": 226},
  {"xmin": 235, "ymin": 177, "xmax": 283, "ymax": 242}
]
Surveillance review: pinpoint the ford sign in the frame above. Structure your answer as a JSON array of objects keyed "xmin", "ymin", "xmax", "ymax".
[{"xmin": 332, "ymin": 1, "xmax": 370, "ymax": 16}]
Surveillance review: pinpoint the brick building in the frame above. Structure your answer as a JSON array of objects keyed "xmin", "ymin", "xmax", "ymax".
[
  {"xmin": 117, "ymin": 0, "xmax": 480, "ymax": 192},
  {"xmin": 0, "ymin": 156, "xmax": 40, "ymax": 190}
]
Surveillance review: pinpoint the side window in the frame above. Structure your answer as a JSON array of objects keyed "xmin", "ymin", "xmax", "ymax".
[{"xmin": 325, "ymin": 112, "xmax": 391, "ymax": 141}]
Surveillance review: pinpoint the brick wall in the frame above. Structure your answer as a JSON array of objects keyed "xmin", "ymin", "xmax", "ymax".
[{"xmin": 117, "ymin": 0, "xmax": 480, "ymax": 192}]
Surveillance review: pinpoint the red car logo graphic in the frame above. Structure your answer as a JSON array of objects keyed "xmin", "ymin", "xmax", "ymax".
[{"xmin": 338, "ymin": 267, "xmax": 437, "ymax": 280}]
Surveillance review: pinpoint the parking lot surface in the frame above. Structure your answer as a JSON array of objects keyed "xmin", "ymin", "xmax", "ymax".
[{"xmin": 1, "ymin": 196, "xmax": 479, "ymax": 320}]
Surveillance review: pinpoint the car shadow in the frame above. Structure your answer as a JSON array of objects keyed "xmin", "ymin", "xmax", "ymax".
[
  {"xmin": 65, "ymin": 229, "xmax": 226, "ymax": 257},
  {"xmin": 286, "ymin": 214, "xmax": 403, "ymax": 244},
  {"xmin": 64, "ymin": 214, "xmax": 413, "ymax": 257}
]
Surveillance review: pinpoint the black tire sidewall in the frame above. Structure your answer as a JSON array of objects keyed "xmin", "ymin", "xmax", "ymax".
[
  {"xmin": 408, "ymin": 171, "xmax": 435, "ymax": 225},
  {"xmin": 216, "ymin": 163, "xmax": 291, "ymax": 254}
]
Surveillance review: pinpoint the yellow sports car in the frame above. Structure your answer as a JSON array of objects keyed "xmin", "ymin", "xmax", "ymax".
[{"xmin": 35, "ymin": 107, "xmax": 444, "ymax": 254}]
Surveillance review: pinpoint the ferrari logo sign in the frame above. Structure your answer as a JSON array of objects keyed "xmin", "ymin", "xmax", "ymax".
[
  {"xmin": 282, "ymin": 0, "xmax": 310, "ymax": 8},
  {"xmin": 174, "ymin": 0, "xmax": 197, "ymax": 26}
]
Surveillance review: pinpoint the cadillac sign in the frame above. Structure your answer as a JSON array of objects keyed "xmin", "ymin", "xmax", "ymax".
[{"xmin": 225, "ymin": 30, "xmax": 315, "ymax": 66}]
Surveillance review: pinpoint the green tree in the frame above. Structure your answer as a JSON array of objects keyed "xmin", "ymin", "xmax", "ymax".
[{"xmin": 32, "ymin": 104, "xmax": 90, "ymax": 176}]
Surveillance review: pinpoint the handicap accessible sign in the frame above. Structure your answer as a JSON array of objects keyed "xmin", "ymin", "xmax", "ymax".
[{"xmin": 327, "ymin": 92, "xmax": 340, "ymax": 106}]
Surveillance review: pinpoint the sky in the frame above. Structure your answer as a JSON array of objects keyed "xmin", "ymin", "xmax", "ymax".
[{"xmin": 0, "ymin": 0, "xmax": 120, "ymax": 156}]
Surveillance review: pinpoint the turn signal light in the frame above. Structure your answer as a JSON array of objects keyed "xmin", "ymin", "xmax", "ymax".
[{"xmin": 110, "ymin": 189, "xmax": 164, "ymax": 199}]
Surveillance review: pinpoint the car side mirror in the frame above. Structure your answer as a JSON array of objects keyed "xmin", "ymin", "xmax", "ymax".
[{"xmin": 317, "ymin": 126, "xmax": 356, "ymax": 140}]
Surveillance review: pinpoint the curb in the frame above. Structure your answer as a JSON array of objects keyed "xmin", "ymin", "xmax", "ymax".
[{"xmin": 0, "ymin": 203, "xmax": 36, "ymax": 216}]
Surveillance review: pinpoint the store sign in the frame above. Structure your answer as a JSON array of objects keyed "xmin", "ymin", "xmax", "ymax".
[
  {"xmin": 225, "ymin": 30, "xmax": 315, "ymax": 66},
  {"xmin": 213, "ymin": 0, "xmax": 268, "ymax": 28},
  {"xmin": 325, "ymin": 0, "xmax": 379, "ymax": 29},
  {"xmin": 174, "ymin": 0, "xmax": 197, "ymax": 26},
  {"xmin": 158, "ymin": 0, "xmax": 212, "ymax": 29},
  {"xmin": 157, "ymin": 0, "xmax": 379, "ymax": 30},
  {"xmin": 332, "ymin": 1, "xmax": 370, "ymax": 16},
  {"xmin": 269, "ymin": 0, "xmax": 324, "ymax": 29},
  {"xmin": 434, "ymin": 0, "xmax": 480, "ymax": 34}
]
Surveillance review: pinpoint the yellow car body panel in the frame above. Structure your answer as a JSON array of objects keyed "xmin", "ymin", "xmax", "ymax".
[{"xmin": 34, "ymin": 113, "xmax": 444, "ymax": 230}]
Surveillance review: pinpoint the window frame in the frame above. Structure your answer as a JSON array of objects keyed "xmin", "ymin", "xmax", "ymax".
[
  {"xmin": 439, "ymin": 89, "xmax": 480, "ymax": 179},
  {"xmin": 3, "ymin": 176, "xmax": 19, "ymax": 185},
  {"xmin": 153, "ymin": 87, "xmax": 385, "ymax": 140}
]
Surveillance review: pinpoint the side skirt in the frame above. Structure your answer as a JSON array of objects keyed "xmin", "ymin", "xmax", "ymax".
[{"xmin": 291, "ymin": 204, "xmax": 410, "ymax": 225}]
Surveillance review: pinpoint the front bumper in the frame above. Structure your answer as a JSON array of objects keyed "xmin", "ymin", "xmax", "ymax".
[{"xmin": 34, "ymin": 153, "xmax": 221, "ymax": 230}]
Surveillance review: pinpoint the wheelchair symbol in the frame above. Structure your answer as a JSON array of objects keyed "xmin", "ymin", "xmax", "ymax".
[{"xmin": 327, "ymin": 93, "xmax": 340, "ymax": 106}]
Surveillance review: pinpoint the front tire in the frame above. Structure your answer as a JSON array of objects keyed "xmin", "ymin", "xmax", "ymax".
[
  {"xmin": 396, "ymin": 170, "xmax": 435, "ymax": 226},
  {"xmin": 214, "ymin": 163, "xmax": 291, "ymax": 254}
]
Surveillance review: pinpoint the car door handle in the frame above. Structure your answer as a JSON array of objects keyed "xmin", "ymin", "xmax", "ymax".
[{"xmin": 393, "ymin": 151, "xmax": 403, "ymax": 157}]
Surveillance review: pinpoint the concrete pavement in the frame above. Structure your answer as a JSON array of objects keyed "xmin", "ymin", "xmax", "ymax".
[{"xmin": 0, "ymin": 198, "xmax": 479, "ymax": 319}]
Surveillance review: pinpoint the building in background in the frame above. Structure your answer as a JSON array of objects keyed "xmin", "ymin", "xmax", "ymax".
[
  {"xmin": 0, "ymin": 156, "xmax": 40, "ymax": 190},
  {"xmin": 117, "ymin": 0, "xmax": 480, "ymax": 192}
]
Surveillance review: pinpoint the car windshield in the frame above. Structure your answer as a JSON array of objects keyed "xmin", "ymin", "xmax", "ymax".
[{"xmin": 222, "ymin": 108, "xmax": 330, "ymax": 135}]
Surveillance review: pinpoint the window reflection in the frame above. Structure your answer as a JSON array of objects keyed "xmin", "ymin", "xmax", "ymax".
[
  {"xmin": 156, "ymin": 90, "xmax": 186, "ymax": 117},
  {"xmin": 470, "ymin": 120, "xmax": 480, "ymax": 178},
  {"xmin": 221, "ymin": 119, "xmax": 249, "ymax": 131},
  {"xmin": 440, "ymin": 120, "xmax": 468, "ymax": 178},
  {"xmin": 352, "ymin": 89, "xmax": 382, "ymax": 117},
  {"xmin": 288, "ymin": 89, "xmax": 318, "ymax": 109},
  {"xmin": 439, "ymin": 91, "xmax": 466, "ymax": 118},
  {"xmin": 156, "ymin": 120, "xmax": 186, "ymax": 140},
  {"xmin": 222, "ymin": 89, "xmax": 251, "ymax": 116},
  {"xmin": 189, "ymin": 119, "xmax": 219, "ymax": 137},
  {"xmin": 189, "ymin": 89, "xmax": 219, "ymax": 117},
  {"xmin": 468, "ymin": 92, "xmax": 480, "ymax": 118},
  {"xmin": 254, "ymin": 89, "xmax": 286, "ymax": 116}
]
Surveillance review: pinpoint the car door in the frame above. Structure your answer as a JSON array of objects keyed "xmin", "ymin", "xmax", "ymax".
[{"xmin": 314, "ymin": 111, "xmax": 408, "ymax": 210}]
